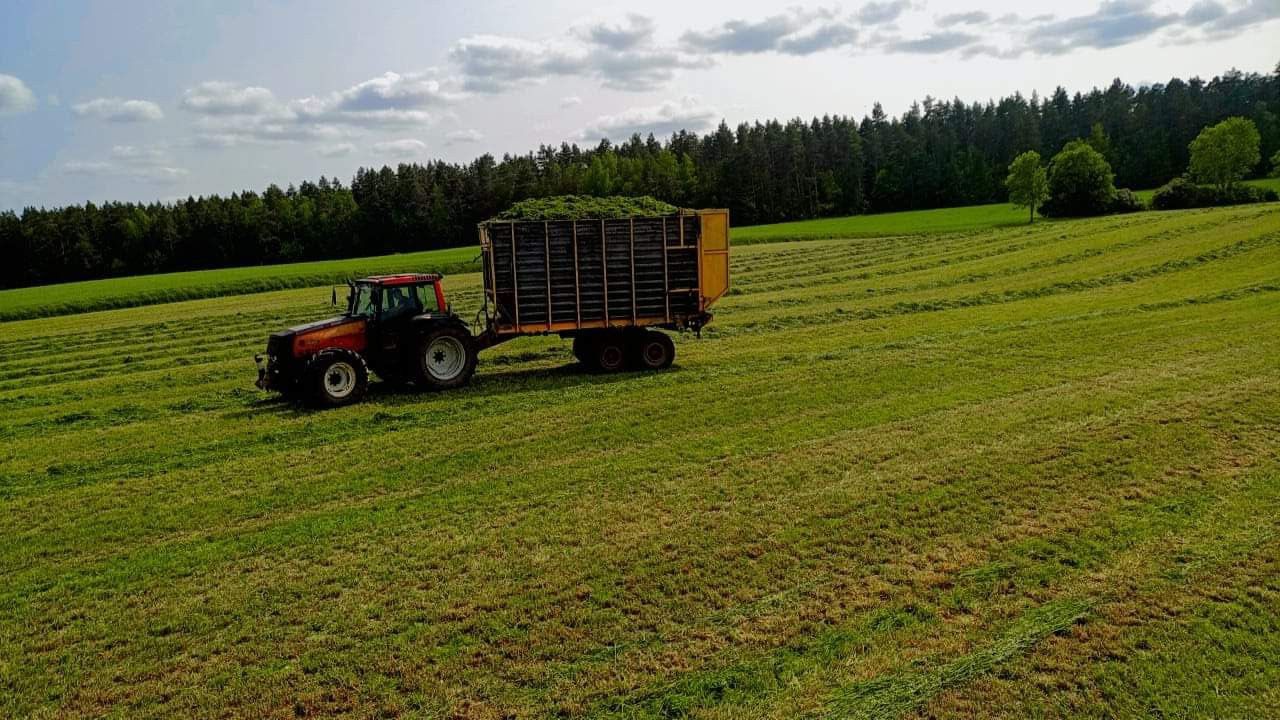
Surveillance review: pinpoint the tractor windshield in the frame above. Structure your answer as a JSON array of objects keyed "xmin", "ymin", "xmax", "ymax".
[{"xmin": 347, "ymin": 284, "xmax": 378, "ymax": 317}]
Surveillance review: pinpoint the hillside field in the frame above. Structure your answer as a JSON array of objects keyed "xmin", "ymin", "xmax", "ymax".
[{"xmin": 2, "ymin": 204, "xmax": 1280, "ymax": 718}]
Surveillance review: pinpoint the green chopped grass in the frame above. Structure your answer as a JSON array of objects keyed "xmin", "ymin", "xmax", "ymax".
[
  {"xmin": 3, "ymin": 204, "xmax": 1279, "ymax": 717},
  {"xmin": 489, "ymin": 194, "xmax": 678, "ymax": 221}
]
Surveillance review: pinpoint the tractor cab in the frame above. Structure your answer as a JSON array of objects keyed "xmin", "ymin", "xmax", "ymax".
[{"xmin": 345, "ymin": 274, "xmax": 449, "ymax": 323}]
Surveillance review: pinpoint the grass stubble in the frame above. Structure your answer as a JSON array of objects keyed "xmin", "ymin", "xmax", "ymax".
[{"xmin": 1, "ymin": 204, "xmax": 1278, "ymax": 718}]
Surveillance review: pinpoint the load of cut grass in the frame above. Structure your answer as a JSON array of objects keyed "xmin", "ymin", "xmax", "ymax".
[{"xmin": 489, "ymin": 195, "xmax": 679, "ymax": 222}]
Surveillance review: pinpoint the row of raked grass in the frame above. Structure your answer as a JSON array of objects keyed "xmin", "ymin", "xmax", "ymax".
[
  {"xmin": 2, "ymin": 204, "xmax": 1278, "ymax": 717},
  {"xmin": 3, "ymin": 181, "xmax": 1277, "ymax": 322}
]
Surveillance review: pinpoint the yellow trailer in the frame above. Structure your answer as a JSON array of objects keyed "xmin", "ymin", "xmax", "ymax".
[{"xmin": 475, "ymin": 209, "xmax": 729, "ymax": 371}]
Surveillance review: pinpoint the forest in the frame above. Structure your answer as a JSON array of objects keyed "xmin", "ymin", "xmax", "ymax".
[{"xmin": 3, "ymin": 65, "xmax": 1278, "ymax": 290}]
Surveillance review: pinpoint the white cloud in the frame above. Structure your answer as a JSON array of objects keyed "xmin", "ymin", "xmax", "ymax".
[
  {"xmin": 576, "ymin": 14, "xmax": 657, "ymax": 50},
  {"xmin": 0, "ymin": 74, "xmax": 37, "ymax": 116},
  {"xmin": 445, "ymin": 129, "xmax": 483, "ymax": 145},
  {"xmin": 191, "ymin": 116, "xmax": 348, "ymax": 148},
  {"xmin": 71, "ymin": 97, "xmax": 164, "ymax": 122},
  {"xmin": 292, "ymin": 71, "xmax": 458, "ymax": 127},
  {"xmin": 371, "ymin": 138, "xmax": 427, "ymax": 157},
  {"xmin": 560, "ymin": 95, "xmax": 583, "ymax": 108},
  {"xmin": 885, "ymin": 31, "xmax": 981, "ymax": 54},
  {"xmin": 317, "ymin": 142, "xmax": 356, "ymax": 157},
  {"xmin": 580, "ymin": 96, "xmax": 718, "ymax": 140},
  {"xmin": 63, "ymin": 144, "xmax": 188, "ymax": 183},
  {"xmin": 182, "ymin": 72, "xmax": 454, "ymax": 148},
  {"xmin": 858, "ymin": 0, "xmax": 912, "ymax": 25},
  {"xmin": 681, "ymin": 8, "xmax": 857, "ymax": 55},
  {"xmin": 181, "ymin": 81, "xmax": 279, "ymax": 116},
  {"xmin": 451, "ymin": 17, "xmax": 708, "ymax": 93}
]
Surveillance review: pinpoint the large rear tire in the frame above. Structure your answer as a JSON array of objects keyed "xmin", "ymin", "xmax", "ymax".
[
  {"xmin": 631, "ymin": 330, "xmax": 675, "ymax": 370},
  {"xmin": 415, "ymin": 326, "xmax": 477, "ymax": 391},
  {"xmin": 306, "ymin": 349, "xmax": 369, "ymax": 408}
]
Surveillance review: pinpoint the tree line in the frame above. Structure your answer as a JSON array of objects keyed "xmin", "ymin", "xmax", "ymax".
[{"xmin": 4, "ymin": 65, "xmax": 1279, "ymax": 290}]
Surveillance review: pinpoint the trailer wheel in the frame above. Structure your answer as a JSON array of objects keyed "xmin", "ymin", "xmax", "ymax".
[
  {"xmin": 594, "ymin": 333, "xmax": 627, "ymax": 373},
  {"xmin": 572, "ymin": 335, "xmax": 598, "ymax": 370},
  {"xmin": 306, "ymin": 349, "xmax": 369, "ymax": 407},
  {"xmin": 416, "ymin": 326, "xmax": 477, "ymax": 390},
  {"xmin": 632, "ymin": 330, "xmax": 675, "ymax": 370}
]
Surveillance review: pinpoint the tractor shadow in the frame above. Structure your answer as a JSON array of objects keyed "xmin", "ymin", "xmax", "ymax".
[{"xmin": 231, "ymin": 357, "xmax": 683, "ymax": 418}]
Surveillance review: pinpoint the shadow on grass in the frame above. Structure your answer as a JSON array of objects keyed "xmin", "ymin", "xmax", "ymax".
[{"xmin": 231, "ymin": 359, "xmax": 684, "ymax": 418}]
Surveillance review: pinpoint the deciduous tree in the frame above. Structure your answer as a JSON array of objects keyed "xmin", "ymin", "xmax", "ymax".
[
  {"xmin": 1189, "ymin": 117, "xmax": 1261, "ymax": 191},
  {"xmin": 1005, "ymin": 151, "xmax": 1049, "ymax": 223}
]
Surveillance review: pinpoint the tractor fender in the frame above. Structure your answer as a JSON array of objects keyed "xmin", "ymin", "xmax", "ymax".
[{"xmin": 410, "ymin": 313, "xmax": 471, "ymax": 337}]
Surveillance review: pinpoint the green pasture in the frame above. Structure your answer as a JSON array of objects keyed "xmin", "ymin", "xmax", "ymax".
[{"xmin": 3, "ymin": 204, "xmax": 1279, "ymax": 717}]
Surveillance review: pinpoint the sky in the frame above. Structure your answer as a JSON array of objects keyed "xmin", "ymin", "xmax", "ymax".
[{"xmin": 0, "ymin": 0, "xmax": 1277, "ymax": 211}]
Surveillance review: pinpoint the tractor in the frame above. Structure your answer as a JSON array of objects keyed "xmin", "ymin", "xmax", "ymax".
[{"xmin": 256, "ymin": 274, "xmax": 479, "ymax": 406}]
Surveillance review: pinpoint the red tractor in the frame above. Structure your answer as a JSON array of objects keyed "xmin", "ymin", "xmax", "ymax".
[{"xmin": 256, "ymin": 274, "xmax": 479, "ymax": 406}]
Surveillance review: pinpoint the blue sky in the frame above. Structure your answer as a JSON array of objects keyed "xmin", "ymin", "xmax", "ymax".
[{"xmin": 1, "ymin": 0, "xmax": 1277, "ymax": 211}]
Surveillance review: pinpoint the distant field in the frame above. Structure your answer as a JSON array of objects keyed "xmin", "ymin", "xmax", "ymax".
[
  {"xmin": 731, "ymin": 202, "xmax": 1033, "ymax": 243},
  {"xmin": 4, "ymin": 187, "xmax": 1277, "ymax": 322},
  {"xmin": 0, "ymin": 247, "xmax": 480, "ymax": 322},
  {"xmin": 0, "ymin": 204, "xmax": 1031, "ymax": 321},
  {"xmin": 4, "ymin": 204, "xmax": 1279, "ymax": 718}
]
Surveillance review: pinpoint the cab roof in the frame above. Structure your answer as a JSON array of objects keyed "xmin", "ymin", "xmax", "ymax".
[{"xmin": 357, "ymin": 273, "xmax": 442, "ymax": 286}]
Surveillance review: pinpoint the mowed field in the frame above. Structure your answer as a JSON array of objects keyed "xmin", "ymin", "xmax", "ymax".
[
  {"xmin": 3, "ymin": 204, "xmax": 1280, "ymax": 718},
  {"xmin": 0, "ymin": 206, "xmax": 1029, "ymax": 323}
]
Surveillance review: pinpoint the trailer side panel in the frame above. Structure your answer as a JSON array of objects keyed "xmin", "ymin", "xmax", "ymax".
[{"xmin": 481, "ymin": 210, "xmax": 726, "ymax": 336}]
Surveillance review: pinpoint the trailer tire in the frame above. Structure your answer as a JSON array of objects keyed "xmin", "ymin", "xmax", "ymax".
[
  {"xmin": 415, "ymin": 326, "xmax": 477, "ymax": 391},
  {"xmin": 593, "ymin": 333, "xmax": 627, "ymax": 373},
  {"xmin": 572, "ymin": 335, "xmax": 598, "ymax": 370},
  {"xmin": 306, "ymin": 349, "xmax": 369, "ymax": 407},
  {"xmin": 632, "ymin": 330, "xmax": 675, "ymax": 370}
]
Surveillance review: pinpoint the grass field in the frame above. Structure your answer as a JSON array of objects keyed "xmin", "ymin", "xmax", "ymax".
[
  {"xmin": 0, "ymin": 246, "xmax": 482, "ymax": 323},
  {"xmin": 5, "ymin": 182, "xmax": 1277, "ymax": 322},
  {"xmin": 3, "ymin": 204, "xmax": 1280, "ymax": 718},
  {"xmin": 0, "ymin": 205, "xmax": 1030, "ymax": 322}
]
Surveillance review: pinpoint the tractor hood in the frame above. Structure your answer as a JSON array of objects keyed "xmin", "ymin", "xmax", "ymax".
[
  {"xmin": 277, "ymin": 315, "xmax": 360, "ymax": 338},
  {"xmin": 268, "ymin": 316, "xmax": 368, "ymax": 358}
]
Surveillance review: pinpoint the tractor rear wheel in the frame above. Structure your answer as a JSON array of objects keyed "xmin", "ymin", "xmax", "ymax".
[
  {"xmin": 631, "ymin": 330, "xmax": 675, "ymax": 370},
  {"xmin": 415, "ymin": 326, "xmax": 477, "ymax": 391},
  {"xmin": 306, "ymin": 349, "xmax": 369, "ymax": 407}
]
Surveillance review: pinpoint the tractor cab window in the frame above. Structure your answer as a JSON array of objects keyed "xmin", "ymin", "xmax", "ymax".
[
  {"xmin": 413, "ymin": 283, "xmax": 442, "ymax": 312},
  {"xmin": 348, "ymin": 284, "xmax": 378, "ymax": 318},
  {"xmin": 381, "ymin": 285, "xmax": 422, "ymax": 321}
]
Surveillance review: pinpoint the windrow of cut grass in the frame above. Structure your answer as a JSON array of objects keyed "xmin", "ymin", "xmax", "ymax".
[
  {"xmin": 2, "ymin": 204, "xmax": 1279, "ymax": 718},
  {"xmin": 5, "ymin": 194, "xmax": 1276, "ymax": 322}
]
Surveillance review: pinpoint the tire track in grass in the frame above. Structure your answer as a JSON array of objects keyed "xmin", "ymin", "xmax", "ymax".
[{"xmin": 824, "ymin": 598, "xmax": 1093, "ymax": 720}]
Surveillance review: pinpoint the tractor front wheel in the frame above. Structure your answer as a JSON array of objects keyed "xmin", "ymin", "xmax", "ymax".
[
  {"xmin": 416, "ymin": 327, "xmax": 478, "ymax": 391},
  {"xmin": 306, "ymin": 349, "xmax": 369, "ymax": 407}
]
